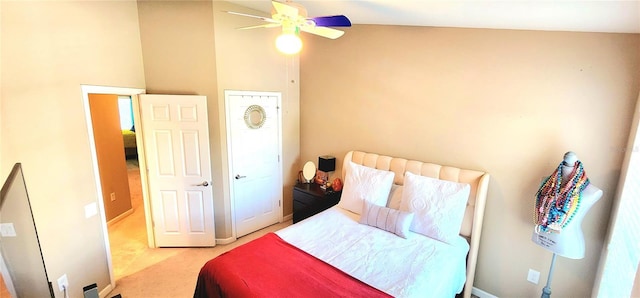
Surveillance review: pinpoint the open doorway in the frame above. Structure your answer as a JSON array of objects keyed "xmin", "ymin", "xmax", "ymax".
[
  {"xmin": 82, "ymin": 86, "xmax": 217, "ymax": 292},
  {"xmin": 106, "ymin": 95, "xmax": 147, "ymax": 279},
  {"xmin": 81, "ymin": 85, "xmax": 147, "ymax": 291},
  {"xmin": 86, "ymin": 92, "xmax": 148, "ymax": 280}
]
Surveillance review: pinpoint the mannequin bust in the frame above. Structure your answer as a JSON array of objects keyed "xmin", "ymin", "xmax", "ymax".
[{"xmin": 531, "ymin": 151, "xmax": 603, "ymax": 259}]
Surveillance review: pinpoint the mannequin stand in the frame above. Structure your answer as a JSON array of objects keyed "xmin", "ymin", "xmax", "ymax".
[{"xmin": 541, "ymin": 253, "xmax": 558, "ymax": 298}]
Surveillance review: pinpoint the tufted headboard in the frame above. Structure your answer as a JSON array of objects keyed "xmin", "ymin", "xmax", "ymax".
[{"xmin": 343, "ymin": 150, "xmax": 490, "ymax": 298}]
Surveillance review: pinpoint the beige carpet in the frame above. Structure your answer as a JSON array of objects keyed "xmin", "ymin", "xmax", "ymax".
[
  {"xmin": 108, "ymin": 222, "xmax": 290, "ymax": 297},
  {"xmin": 107, "ymin": 162, "xmax": 292, "ymax": 297}
]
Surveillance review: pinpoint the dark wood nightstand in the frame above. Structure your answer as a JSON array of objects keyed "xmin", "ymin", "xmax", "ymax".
[{"xmin": 293, "ymin": 183, "xmax": 341, "ymax": 223}]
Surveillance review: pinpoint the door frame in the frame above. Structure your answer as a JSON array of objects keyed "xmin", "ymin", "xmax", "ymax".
[
  {"xmin": 81, "ymin": 85, "xmax": 152, "ymax": 292},
  {"xmin": 224, "ymin": 90, "xmax": 284, "ymax": 239}
]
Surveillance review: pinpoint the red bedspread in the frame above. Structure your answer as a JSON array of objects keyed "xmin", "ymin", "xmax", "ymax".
[{"xmin": 193, "ymin": 232, "xmax": 392, "ymax": 298}]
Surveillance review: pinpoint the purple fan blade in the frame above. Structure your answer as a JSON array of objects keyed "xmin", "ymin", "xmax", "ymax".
[{"xmin": 311, "ymin": 15, "xmax": 351, "ymax": 27}]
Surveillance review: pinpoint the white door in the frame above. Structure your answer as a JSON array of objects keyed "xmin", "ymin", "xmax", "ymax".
[
  {"xmin": 226, "ymin": 90, "xmax": 282, "ymax": 238},
  {"xmin": 139, "ymin": 94, "xmax": 215, "ymax": 247}
]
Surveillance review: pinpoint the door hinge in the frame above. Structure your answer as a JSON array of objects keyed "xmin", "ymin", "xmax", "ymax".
[
  {"xmin": 278, "ymin": 155, "xmax": 280, "ymax": 162},
  {"xmin": 279, "ymin": 200, "xmax": 281, "ymax": 207}
]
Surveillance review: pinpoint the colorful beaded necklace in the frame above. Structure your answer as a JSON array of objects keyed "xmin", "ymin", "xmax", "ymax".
[{"xmin": 534, "ymin": 160, "xmax": 590, "ymax": 233}]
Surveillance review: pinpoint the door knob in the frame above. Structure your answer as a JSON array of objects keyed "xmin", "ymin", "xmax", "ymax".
[
  {"xmin": 235, "ymin": 174, "xmax": 247, "ymax": 179},
  {"xmin": 196, "ymin": 181, "xmax": 209, "ymax": 186}
]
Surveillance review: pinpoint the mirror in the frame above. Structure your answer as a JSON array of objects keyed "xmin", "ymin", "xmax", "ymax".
[
  {"xmin": 244, "ymin": 105, "xmax": 266, "ymax": 129},
  {"xmin": 0, "ymin": 163, "xmax": 53, "ymax": 297},
  {"xmin": 302, "ymin": 161, "xmax": 316, "ymax": 183}
]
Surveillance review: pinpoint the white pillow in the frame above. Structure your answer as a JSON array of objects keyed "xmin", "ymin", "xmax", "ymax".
[
  {"xmin": 338, "ymin": 161, "xmax": 395, "ymax": 214},
  {"xmin": 360, "ymin": 200, "xmax": 414, "ymax": 238},
  {"xmin": 386, "ymin": 184, "xmax": 403, "ymax": 210},
  {"xmin": 400, "ymin": 171, "xmax": 470, "ymax": 244}
]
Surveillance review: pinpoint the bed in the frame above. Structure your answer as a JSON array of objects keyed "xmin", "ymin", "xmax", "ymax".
[
  {"xmin": 122, "ymin": 129, "xmax": 137, "ymax": 159},
  {"xmin": 195, "ymin": 150, "xmax": 490, "ymax": 298}
]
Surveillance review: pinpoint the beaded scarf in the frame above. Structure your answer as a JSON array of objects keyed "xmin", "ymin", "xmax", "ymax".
[{"xmin": 534, "ymin": 160, "xmax": 590, "ymax": 233}]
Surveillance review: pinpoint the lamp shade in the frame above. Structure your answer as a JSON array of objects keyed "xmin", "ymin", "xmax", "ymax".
[{"xmin": 318, "ymin": 156, "xmax": 336, "ymax": 172}]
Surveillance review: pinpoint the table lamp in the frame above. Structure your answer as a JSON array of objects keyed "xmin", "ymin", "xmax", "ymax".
[{"xmin": 318, "ymin": 156, "xmax": 336, "ymax": 189}]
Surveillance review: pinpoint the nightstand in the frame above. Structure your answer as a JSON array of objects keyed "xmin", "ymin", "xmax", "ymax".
[{"xmin": 293, "ymin": 183, "xmax": 341, "ymax": 223}]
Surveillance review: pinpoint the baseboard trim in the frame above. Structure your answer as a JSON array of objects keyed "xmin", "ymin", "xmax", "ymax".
[
  {"xmin": 107, "ymin": 208, "xmax": 134, "ymax": 227},
  {"xmin": 99, "ymin": 284, "xmax": 114, "ymax": 298},
  {"xmin": 216, "ymin": 236, "xmax": 236, "ymax": 245},
  {"xmin": 472, "ymin": 287, "xmax": 498, "ymax": 298},
  {"xmin": 216, "ymin": 216, "xmax": 291, "ymax": 245}
]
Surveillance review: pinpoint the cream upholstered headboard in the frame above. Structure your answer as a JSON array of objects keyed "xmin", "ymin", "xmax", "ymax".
[{"xmin": 343, "ymin": 151, "xmax": 490, "ymax": 298}]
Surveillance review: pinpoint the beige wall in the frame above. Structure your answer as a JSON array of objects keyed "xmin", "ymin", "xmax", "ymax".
[
  {"xmin": 136, "ymin": 0, "xmax": 222, "ymax": 237},
  {"xmin": 2, "ymin": 0, "xmax": 637, "ymax": 296},
  {"xmin": 300, "ymin": 25, "xmax": 640, "ymax": 297},
  {"xmin": 212, "ymin": 1, "xmax": 300, "ymax": 239},
  {"xmin": 88, "ymin": 94, "xmax": 133, "ymax": 221},
  {"xmin": 1, "ymin": 1, "xmax": 145, "ymax": 297},
  {"xmin": 137, "ymin": 1, "xmax": 300, "ymax": 240},
  {"xmin": 1, "ymin": 2, "xmax": 296, "ymax": 296}
]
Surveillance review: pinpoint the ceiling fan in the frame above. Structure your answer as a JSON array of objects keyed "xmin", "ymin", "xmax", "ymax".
[{"xmin": 226, "ymin": 0, "xmax": 352, "ymax": 54}]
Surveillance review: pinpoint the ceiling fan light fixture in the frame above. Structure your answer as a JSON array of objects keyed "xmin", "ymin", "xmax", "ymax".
[
  {"xmin": 275, "ymin": 32, "xmax": 302, "ymax": 55},
  {"xmin": 227, "ymin": 1, "xmax": 351, "ymax": 54}
]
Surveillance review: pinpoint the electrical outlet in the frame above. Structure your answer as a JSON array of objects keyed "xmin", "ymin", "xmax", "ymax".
[
  {"xmin": 527, "ymin": 269, "xmax": 540, "ymax": 284},
  {"xmin": 57, "ymin": 274, "xmax": 69, "ymax": 291},
  {"xmin": 110, "ymin": 192, "xmax": 116, "ymax": 202}
]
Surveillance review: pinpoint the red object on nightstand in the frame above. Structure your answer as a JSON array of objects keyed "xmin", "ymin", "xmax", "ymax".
[{"xmin": 331, "ymin": 178, "xmax": 343, "ymax": 191}]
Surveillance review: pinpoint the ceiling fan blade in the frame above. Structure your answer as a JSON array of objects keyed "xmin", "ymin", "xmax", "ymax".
[
  {"xmin": 300, "ymin": 26, "xmax": 345, "ymax": 39},
  {"xmin": 238, "ymin": 23, "xmax": 282, "ymax": 30},
  {"xmin": 310, "ymin": 15, "xmax": 351, "ymax": 27},
  {"xmin": 272, "ymin": 1, "xmax": 299, "ymax": 18},
  {"xmin": 225, "ymin": 11, "xmax": 279, "ymax": 24}
]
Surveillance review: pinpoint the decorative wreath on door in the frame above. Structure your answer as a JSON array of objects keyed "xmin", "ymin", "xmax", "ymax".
[{"xmin": 244, "ymin": 105, "xmax": 266, "ymax": 129}]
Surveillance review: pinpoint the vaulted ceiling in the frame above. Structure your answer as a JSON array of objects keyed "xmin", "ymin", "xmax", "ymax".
[{"xmin": 226, "ymin": 0, "xmax": 640, "ymax": 33}]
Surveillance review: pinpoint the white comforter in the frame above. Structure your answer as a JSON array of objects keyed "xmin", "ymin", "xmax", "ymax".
[{"xmin": 275, "ymin": 206, "xmax": 470, "ymax": 298}]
